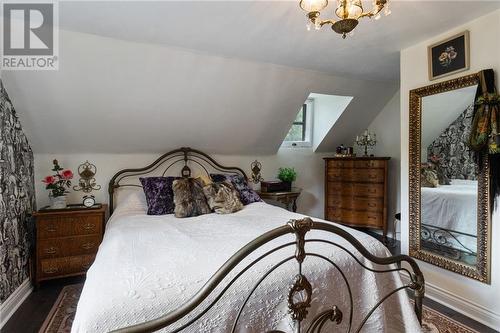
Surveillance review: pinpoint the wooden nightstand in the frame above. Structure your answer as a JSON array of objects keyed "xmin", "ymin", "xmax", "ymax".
[
  {"xmin": 32, "ymin": 204, "xmax": 107, "ymax": 287},
  {"xmin": 257, "ymin": 188, "xmax": 302, "ymax": 212}
]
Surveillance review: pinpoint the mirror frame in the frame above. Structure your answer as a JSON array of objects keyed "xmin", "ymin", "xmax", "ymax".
[{"xmin": 409, "ymin": 73, "xmax": 491, "ymax": 283}]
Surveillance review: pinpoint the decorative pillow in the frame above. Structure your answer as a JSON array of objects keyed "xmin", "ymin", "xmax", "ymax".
[
  {"xmin": 203, "ymin": 181, "xmax": 243, "ymax": 214},
  {"xmin": 210, "ymin": 174, "xmax": 262, "ymax": 205},
  {"xmin": 139, "ymin": 177, "xmax": 178, "ymax": 215},
  {"xmin": 173, "ymin": 178, "xmax": 211, "ymax": 218},
  {"xmin": 421, "ymin": 169, "xmax": 439, "ymax": 188},
  {"xmin": 114, "ymin": 191, "xmax": 147, "ymax": 214}
]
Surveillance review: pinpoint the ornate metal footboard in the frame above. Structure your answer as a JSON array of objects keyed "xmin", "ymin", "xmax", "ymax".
[{"xmin": 112, "ymin": 218, "xmax": 425, "ymax": 333}]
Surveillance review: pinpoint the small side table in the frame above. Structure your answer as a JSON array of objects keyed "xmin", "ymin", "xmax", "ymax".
[{"xmin": 257, "ymin": 188, "xmax": 302, "ymax": 212}]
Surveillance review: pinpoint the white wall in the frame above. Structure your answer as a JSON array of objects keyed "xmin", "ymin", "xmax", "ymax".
[
  {"xmin": 365, "ymin": 91, "xmax": 401, "ymax": 240},
  {"xmin": 401, "ymin": 10, "xmax": 500, "ymax": 329},
  {"xmin": 34, "ymin": 149, "xmax": 332, "ymax": 219},
  {"xmin": 310, "ymin": 93, "xmax": 353, "ymax": 151}
]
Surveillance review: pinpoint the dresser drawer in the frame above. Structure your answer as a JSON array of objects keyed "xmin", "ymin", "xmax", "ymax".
[
  {"xmin": 37, "ymin": 215, "xmax": 102, "ymax": 239},
  {"xmin": 327, "ymin": 182, "xmax": 384, "ymax": 198},
  {"xmin": 39, "ymin": 255, "xmax": 96, "ymax": 280},
  {"xmin": 353, "ymin": 160, "xmax": 386, "ymax": 169},
  {"xmin": 328, "ymin": 169, "xmax": 384, "ymax": 183},
  {"xmin": 327, "ymin": 196, "xmax": 383, "ymax": 212},
  {"xmin": 326, "ymin": 208, "xmax": 383, "ymax": 228},
  {"xmin": 38, "ymin": 235, "xmax": 101, "ymax": 259},
  {"xmin": 327, "ymin": 160, "xmax": 354, "ymax": 169},
  {"xmin": 352, "ymin": 183, "xmax": 384, "ymax": 198}
]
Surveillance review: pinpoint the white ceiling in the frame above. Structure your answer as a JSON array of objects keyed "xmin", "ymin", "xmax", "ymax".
[{"xmin": 57, "ymin": 1, "xmax": 500, "ymax": 81}]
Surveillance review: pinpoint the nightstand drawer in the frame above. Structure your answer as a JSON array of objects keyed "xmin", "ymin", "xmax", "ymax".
[
  {"xmin": 37, "ymin": 215, "xmax": 102, "ymax": 239},
  {"xmin": 39, "ymin": 255, "xmax": 96, "ymax": 280},
  {"xmin": 38, "ymin": 235, "xmax": 101, "ymax": 259}
]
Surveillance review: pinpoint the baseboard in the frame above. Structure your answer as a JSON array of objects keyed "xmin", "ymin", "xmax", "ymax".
[
  {"xmin": 0, "ymin": 279, "xmax": 33, "ymax": 328},
  {"xmin": 400, "ymin": 272, "xmax": 500, "ymax": 330}
]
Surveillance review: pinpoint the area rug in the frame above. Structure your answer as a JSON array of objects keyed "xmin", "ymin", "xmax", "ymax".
[
  {"xmin": 39, "ymin": 283, "xmax": 83, "ymax": 333},
  {"xmin": 419, "ymin": 303, "xmax": 480, "ymax": 333},
  {"xmin": 40, "ymin": 284, "xmax": 480, "ymax": 333}
]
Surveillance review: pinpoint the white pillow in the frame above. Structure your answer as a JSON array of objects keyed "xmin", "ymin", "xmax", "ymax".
[{"xmin": 113, "ymin": 190, "xmax": 147, "ymax": 214}]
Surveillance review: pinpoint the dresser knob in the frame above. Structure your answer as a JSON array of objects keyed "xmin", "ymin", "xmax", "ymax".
[
  {"xmin": 44, "ymin": 247, "xmax": 57, "ymax": 254},
  {"xmin": 45, "ymin": 226, "xmax": 57, "ymax": 232},
  {"xmin": 368, "ymin": 189, "xmax": 376, "ymax": 193},
  {"xmin": 81, "ymin": 242, "xmax": 95, "ymax": 250},
  {"xmin": 368, "ymin": 203, "xmax": 376, "ymax": 207},
  {"xmin": 82, "ymin": 262, "xmax": 91, "ymax": 269},
  {"xmin": 43, "ymin": 267, "xmax": 58, "ymax": 274},
  {"xmin": 83, "ymin": 223, "xmax": 95, "ymax": 231},
  {"xmin": 368, "ymin": 215, "xmax": 377, "ymax": 220}
]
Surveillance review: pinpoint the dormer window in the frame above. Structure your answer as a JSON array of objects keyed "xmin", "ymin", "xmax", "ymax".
[{"xmin": 282, "ymin": 99, "xmax": 314, "ymax": 148}]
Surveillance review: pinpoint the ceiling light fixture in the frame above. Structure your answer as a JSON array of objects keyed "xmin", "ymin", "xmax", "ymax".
[{"xmin": 300, "ymin": 0, "xmax": 391, "ymax": 38}]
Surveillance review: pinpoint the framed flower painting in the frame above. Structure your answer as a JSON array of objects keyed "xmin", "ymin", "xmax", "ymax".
[{"xmin": 428, "ymin": 31, "xmax": 470, "ymax": 81}]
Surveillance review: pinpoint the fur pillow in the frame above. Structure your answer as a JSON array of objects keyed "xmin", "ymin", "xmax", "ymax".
[
  {"xmin": 203, "ymin": 181, "xmax": 243, "ymax": 214},
  {"xmin": 173, "ymin": 178, "xmax": 211, "ymax": 218},
  {"xmin": 210, "ymin": 174, "xmax": 262, "ymax": 205},
  {"xmin": 421, "ymin": 169, "xmax": 439, "ymax": 188}
]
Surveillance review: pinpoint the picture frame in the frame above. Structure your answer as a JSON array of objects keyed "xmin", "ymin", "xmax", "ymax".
[{"xmin": 428, "ymin": 31, "xmax": 470, "ymax": 81}]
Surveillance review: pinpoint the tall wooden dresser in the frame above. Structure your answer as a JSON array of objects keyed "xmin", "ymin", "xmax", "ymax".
[
  {"xmin": 33, "ymin": 205, "xmax": 107, "ymax": 287},
  {"xmin": 324, "ymin": 157, "xmax": 390, "ymax": 239}
]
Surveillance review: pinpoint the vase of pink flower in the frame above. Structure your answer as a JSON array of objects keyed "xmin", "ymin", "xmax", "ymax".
[{"xmin": 42, "ymin": 159, "xmax": 74, "ymax": 209}]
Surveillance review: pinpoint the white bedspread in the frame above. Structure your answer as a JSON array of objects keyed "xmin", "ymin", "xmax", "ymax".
[
  {"xmin": 421, "ymin": 179, "xmax": 477, "ymax": 251},
  {"xmin": 72, "ymin": 202, "xmax": 421, "ymax": 333}
]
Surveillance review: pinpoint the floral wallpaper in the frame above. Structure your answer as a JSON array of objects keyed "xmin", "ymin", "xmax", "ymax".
[
  {"xmin": 427, "ymin": 104, "xmax": 478, "ymax": 180},
  {"xmin": 0, "ymin": 80, "xmax": 36, "ymax": 303}
]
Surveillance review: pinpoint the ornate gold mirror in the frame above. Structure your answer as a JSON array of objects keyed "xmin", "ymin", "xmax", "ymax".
[{"xmin": 409, "ymin": 73, "xmax": 491, "ymax": 283}]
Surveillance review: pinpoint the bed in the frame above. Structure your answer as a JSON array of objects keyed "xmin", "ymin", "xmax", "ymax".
[
  {"xmin": 72, "ymin": 148, "xmax": 424, "ymax": 333},
  {"xmin": 421, "ymin": 179, "xmax": 478, "ymax": 256}
]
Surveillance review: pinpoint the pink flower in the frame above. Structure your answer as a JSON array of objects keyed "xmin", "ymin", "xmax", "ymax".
[
  {"xmin": 42, "ymin": 176, "xmax": 56, "ymax": 184},
  {"xmin": 61, "ymin": 169, "xmax": 73, "ymax": 180}
]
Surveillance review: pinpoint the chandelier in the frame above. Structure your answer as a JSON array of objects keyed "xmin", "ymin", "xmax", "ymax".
[{"xmin": 299, "ymin": 0, "xmax": 391, "ymax": 38}]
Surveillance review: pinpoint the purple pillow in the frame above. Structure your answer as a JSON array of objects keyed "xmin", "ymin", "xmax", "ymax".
[
  {"xmin": 210, "ymin": 174, "xmax": 262, "ymax": 205},
  {"xmin": 140, "ymin": 177, "xmax": 179, "ymax": 215}
]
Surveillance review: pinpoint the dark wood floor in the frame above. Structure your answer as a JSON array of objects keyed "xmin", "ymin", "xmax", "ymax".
[
  {"xmin": 2, "ymin": 276, "xmax": 84, "ymax": 333},
  {"xmin": 3, "ymin": 236, "xmax": 498, "ymax": 333}
]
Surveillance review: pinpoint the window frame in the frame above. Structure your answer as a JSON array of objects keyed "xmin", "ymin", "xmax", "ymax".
[{"xmin": 282, "ymin": 98, "xmax": 314, "ymax": 148}]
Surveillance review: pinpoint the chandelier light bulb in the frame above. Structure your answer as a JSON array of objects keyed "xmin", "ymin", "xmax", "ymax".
[
  {"xmin": 374, "ymin": 12, "xmax": 381, "ymax": 20},
  {"xmin": 299, "ymin": 0, "xmax": 328, "ymax": 12},
  {"xmin": 306, "ymin": 22, "xmax": 312, "ymax": 31},
  {"xmin": 384, "ymin": 6, "xmax": 391, "ymax": 16}
]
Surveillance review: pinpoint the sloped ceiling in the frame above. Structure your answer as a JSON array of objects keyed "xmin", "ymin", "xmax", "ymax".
[{"xmin": 2, "ymin": 1, "xmax": 498, "ymax": 155}]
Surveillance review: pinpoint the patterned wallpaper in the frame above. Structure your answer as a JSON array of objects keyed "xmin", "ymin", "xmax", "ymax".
[
  {"xmin": 0, "ymin": 80, "xmax": 36, "ymax": 303},
  {"xmin": 427, "ymin": 104, "xmax": 478, "ymax": 180}
]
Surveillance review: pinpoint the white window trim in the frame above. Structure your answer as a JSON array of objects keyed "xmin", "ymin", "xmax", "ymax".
[{"xmin": 281, "ymin": 98, "xmax": 314, "ymax": 148}]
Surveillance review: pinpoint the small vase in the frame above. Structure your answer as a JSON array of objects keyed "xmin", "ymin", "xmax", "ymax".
[{"xmin": 50, "ymin": 194, "xmax": 67, "ymax": 209}]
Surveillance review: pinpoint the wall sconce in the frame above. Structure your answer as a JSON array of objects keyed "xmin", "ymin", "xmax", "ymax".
[{"xmin": 73, "ymin": 161, "xmax": 101, "ymax": 193}]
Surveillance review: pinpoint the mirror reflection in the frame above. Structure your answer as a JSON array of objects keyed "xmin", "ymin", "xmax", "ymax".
[{"xmin": 420, "ymin": 84, "xmax": 479, "ymax": 266}]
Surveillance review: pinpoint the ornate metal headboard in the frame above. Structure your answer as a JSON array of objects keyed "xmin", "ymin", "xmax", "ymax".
[{"xmin": 108, "ymin": 147, "xmax": 248, "ymax": 215}]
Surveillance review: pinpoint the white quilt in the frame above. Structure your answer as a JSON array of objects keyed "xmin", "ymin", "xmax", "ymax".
[
  {"xmin": 72, "ymin": 202, "xmax": 421, "ymax": 333},
  {"xmin": 421, "ymin": 179, "xmax": 477, "ymax": 251}
]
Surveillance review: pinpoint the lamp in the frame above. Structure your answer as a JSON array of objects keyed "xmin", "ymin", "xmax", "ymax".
[{"xmin": 300, "ymin": 0, "xmax": 391, "ymax": 38}]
